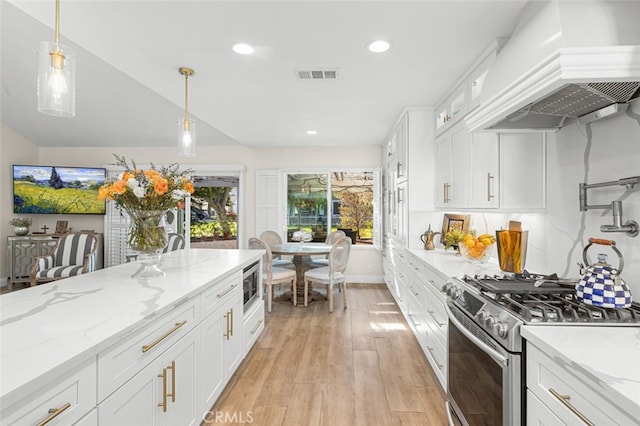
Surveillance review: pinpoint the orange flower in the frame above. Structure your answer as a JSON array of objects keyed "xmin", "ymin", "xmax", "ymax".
[
  {"xmin": 154, "ymin": 177, "xmax": 169, "ymax": 195},
  {"xmin": 144, "ymin": 169, "xmax": 161, "ymax": 180},
  {"xmin": 121, "ymin": 171, "xmax": 134, "ymax": 182},
  {"xmin": 98, "ymin": 185, "xmax": 112, "ymax": 201},
  {"xmin": 112, "ymin": 180, "xmax": 128, "ymax": 195},
  {"xmin": 184, "ymin": 181, "xmax": 194, "ymax": 194}
]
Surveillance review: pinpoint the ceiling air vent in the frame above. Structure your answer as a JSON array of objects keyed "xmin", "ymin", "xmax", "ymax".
[{"xmin": 296, "ymin": 69, "xmax": 338, "ymax": 80}]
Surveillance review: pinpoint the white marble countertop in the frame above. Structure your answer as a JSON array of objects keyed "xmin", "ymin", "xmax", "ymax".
[
  {"xmin": 0, "ymin": 249, "xmax": 262, "ymax": 408},
  {"xmin": 522, "ymin": 325, "xmax": 640, "ymax": 420},
  {"xmin": 408, "ymin": 247, "xmax": 503, "ymax": 279}
]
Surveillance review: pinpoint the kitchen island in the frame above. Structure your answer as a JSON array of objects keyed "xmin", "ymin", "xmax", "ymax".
[{"xmin": 0, "ymin": 249, "xmax": 263, "ymax": 425}]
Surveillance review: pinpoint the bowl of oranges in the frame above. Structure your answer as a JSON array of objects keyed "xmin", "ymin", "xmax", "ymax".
[{"xmin": 459, "ymin": 232, "xmax": 496, "ymax": 263}]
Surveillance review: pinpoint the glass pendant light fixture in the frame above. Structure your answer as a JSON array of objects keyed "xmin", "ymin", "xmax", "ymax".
[
  {"xmin": 178, "ymin": 67, "xmax": 196, "ymax": 157},
  {"xmin": 37, "ymin": 0, "xmax": 76, "ymax": 117}
]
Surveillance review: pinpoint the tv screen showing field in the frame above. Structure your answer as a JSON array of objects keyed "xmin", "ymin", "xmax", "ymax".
[{"xmin": 13, "ymin": 165, "xmax": 106, "ymax": 214}]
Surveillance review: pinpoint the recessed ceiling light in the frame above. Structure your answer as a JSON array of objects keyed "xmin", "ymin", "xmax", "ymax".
[
  {"xmin": 367, "ymin": 40, "xmax": 391, "ymax": 53},
  {"xmin": 306, "ymin": 130, "xmax": 318, "ymax": 135},
  {"xmin": 232, "ymin": 43, "xmax": 254, "ymax": 55}
]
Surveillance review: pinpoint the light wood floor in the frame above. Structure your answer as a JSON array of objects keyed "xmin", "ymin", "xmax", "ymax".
[{"xmin": 203, "ymin": 284, "xmax": 447, "ymax": 426}]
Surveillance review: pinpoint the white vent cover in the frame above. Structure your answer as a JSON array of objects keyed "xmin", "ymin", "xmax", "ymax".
[{"xmin": 297, "ymin": 69, "xmax": 338, "ymax": 80}]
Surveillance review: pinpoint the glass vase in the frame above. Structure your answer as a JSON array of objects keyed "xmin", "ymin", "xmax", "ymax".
[{"xmin": 127, "ymin": 209, "xmax": 168, "ymax": 279}]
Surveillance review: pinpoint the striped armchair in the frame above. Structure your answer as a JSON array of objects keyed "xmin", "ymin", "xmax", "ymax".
[
  {"xmin": 30, "ymin": 233, "xmax": 98, "ymax": 286},
  {"xmin": 162, "ymin": 233, "xmax": 185, "ymax": 253}
]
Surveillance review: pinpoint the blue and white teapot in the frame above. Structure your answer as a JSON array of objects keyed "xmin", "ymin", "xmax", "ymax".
[{"xmin": 576, "ymin": 238, "xmax": 632, "ymax": 309}]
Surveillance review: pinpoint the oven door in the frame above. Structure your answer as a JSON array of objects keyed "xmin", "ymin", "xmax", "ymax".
[{"xmin": 445, "ymin": 302, "xmax": 522, "ymax": 426}]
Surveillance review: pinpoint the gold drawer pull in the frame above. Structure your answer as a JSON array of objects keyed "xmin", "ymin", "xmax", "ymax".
[
  {"xmin": 142, "ymin": 321, "xmax": 187, "ymax": 353},
  {"xmin": 158, "ymin": 368, "xmax": 167, "ymax": 412},
  {"xmin": 167, "ymin": 360, "xmax": 176, "ymax": 403},
  {"xmin": 36, "ymin": 403, "xmax": 71, "ymax": 426},
  {"xmin": 229, "ymin": 308, "xmax": 234, "ymax": 337},
  {"xmin": 549, "ymin": 388, "xmax": 594, "ymax": 426},
  {"xmin": 217, "ymin": 284, "xmax": 238, "ymax": 299},
  {"xmin": 487, "ymin": 172, "xmax": 494, "ymax": 201}
]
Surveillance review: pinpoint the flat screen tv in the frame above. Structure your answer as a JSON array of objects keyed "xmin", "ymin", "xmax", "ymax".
[{"xmin": 13, "ymin": 165, "xmax": 106, "ymax": 214}]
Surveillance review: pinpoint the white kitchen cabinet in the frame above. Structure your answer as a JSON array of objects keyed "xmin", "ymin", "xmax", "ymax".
[
  {"xmin": 0, "ymin": 359, "xmax": 96, "ymax": 426},
  {"xmin": 435, "ymin": 121, "xmax": 469, "ymax": 208},
  {"xmin": 436, "ymin": 123, "xmax": 544, "ymax": 210},
  {"xmin": 436, "ymin": 85, "xmax": 466, "ymax": 134},
  {"xmin": 468, "ymin": 132, "xmax": 499, "ymax": 208},
  {"xmin": 500, "ymin": 132, "xmax": 546, "ymax": 210},
  {"xmin": 384, "ymin": 107, "xmax": 434, "ymax": 247},
  {"xmin": 526, "ymin": 343, "xmax": 636, "ymax": 426},
  {"xmin": 99, "ymin": 327, "xmax": 199, "ymax": 426},
  {"xmin": 200, "ymin": 290, "xmax": 243, "ymax": 414}
]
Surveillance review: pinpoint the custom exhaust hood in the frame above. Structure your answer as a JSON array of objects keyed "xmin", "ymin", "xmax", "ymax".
[{"xmin": 466, "ymin": 0, "xmax": 640, "ymax": 132}]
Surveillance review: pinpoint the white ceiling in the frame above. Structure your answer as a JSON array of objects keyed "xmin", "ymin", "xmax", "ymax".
[{"xmin": 1, "ymin": 0, "xmax": 527, "ymax": 150}]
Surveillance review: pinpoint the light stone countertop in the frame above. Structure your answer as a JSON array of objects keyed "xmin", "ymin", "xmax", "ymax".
[
  {"xmin": 408, "ymin": 247, "xmax": 503, "ymax": 280},
  {"xmin": 0, "ymin": 249, "xmax": 262, "ymax": 409},
  {"xmin": 521, "ymin": 325, "xmax": 640, "ymax": 420}
]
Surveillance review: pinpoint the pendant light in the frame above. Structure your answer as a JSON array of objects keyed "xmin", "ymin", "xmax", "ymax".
[
  {"xmin": 37, "ymin": 0, "xmax": 76, "ymax": 117},
  {"xmin": 178, "ymin": 67, "xmax": 196, "ymax": 157}
]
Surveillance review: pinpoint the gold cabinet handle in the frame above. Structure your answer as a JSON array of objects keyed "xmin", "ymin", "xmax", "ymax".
[
  {"xmin": 250, "ymin": 319, "xmax": 264, "ymax": 335},
  {"xmin": 36, "ymin": 403, "xmax": 71, "ymax": 426},
  {"xmin": 549, "ymin": 388, "xmax": 594, "ymax": 426},
  {"xmin": 158, "ymin": 368, "xmax": 167, "ymax": 412},
  {"xmin": 487, "ymin": 172, "xmax": 494, "ymax": 201},
  {"xmin": 229, "ymin": 308, "xmax": 234, "ymax": 337},
  {"xmin": 167, "ymin": 360, "xmax": 176, "ymax": 403},
  {"xmin": 443, "ymin": 183, "xmax": 451, "ymax": 203},
  {"xmin": 217, "ymin": 284, "xmax": 238, "ymax": 299},
  {"xmin": 142, "ymin": 320, "xmax": 187, "ymax": 353},
  {"xmin": 223, "ymin": 311, "xmax": 231, "ymax": 340}
]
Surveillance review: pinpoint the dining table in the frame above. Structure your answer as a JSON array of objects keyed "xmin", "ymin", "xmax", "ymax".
[{"xmin": 269, "ymin": 242, "xmax": 333, "ymax": 303}]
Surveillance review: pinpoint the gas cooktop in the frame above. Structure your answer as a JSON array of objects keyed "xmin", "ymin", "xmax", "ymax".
[{"xmin": 458, "ymin": 272, "xmax": 640, "ymax": 326}]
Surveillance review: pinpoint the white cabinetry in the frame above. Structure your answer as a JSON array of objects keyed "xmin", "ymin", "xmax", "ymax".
[
  {"xmin": 200, "ymin": 290, "xmax": 243, "ymax": 414},
  {"xmin": 383, "ymin": 107, "xmax": 434, "ymax": 247},
  {"xmin": 435, "ymin": 122, "xmax": 545, "ymax": 210},
  {"xmin": 0, "ymin": 359, "xmax": 97, "ymax": 426},
  {"xmin": 526, "ymin": 343, "xmax": 636, "ymax": 425},
  {"xmin": 392, "ymin": 249, "xmax": 448, "ymax": 390},
  {"xmin": 435, "ymin": 122, "xmax": 469, "ymax": 208},
  {"xmin": 500, "ymin": 133, "xmax": 546, "ymax": 210},
  {"xmin": 99, "ymin": 328, "xmax": 199, "ymax": 426}
]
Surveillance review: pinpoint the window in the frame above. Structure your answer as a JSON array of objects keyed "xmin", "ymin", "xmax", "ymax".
[{"xmin": 286, "ymin": 171, "xmax": 376, "ymax": 245}]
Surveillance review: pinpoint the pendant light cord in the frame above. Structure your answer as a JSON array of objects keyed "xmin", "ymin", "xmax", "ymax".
[{"xmin": 54, "ymin": 0, "xmax": 60, "ymax": 49}]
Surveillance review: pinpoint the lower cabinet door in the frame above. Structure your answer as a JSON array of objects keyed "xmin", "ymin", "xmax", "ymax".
[
  {"xmin": 99, "ymin": 328, "xmax": 199, "ymax": 426},
  {"xmin": 200, "ymin": 291, "xmax": 244, "ymax": 416}
]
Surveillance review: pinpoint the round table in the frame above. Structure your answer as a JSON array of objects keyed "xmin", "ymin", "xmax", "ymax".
[{"xmin": 270, "ymin": 243, "xmax": 332, "ymax": 303}]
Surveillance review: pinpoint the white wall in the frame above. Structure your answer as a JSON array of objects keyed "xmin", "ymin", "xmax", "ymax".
[{"xmin": 0, "ymin": 138, "xmax": 384, "ymax": 282}]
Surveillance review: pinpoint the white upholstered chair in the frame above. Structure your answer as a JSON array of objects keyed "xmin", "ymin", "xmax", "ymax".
[
  {"xmin": 248, "ymin": 237, "xmax": 297, "ymax": 313},
  {"xmin": 309, "ymin": 230, "xmax": 346, "ymax": 269},
  {"xmin": 259, "ymin": 230, "xmax": 294, "ymax": 268},
  {"xmin": 303, "ymin": 236, "xmax": 351, "ymax": 312},
  {"xmin": 31, "ymin": 233, "xmax": 98, "ymax": 286}
]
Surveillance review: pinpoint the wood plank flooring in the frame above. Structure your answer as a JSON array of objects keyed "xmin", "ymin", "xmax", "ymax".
[{"xmin": 203, "ymin": 284, "xmax": 447, "ymax": 425}]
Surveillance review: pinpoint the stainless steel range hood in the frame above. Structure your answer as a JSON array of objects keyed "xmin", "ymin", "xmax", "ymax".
[{"xmin": 466, "ymin": 0, "xmax": 640, "ymax": 132}]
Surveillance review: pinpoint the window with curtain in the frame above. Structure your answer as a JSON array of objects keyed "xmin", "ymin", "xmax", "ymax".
[{"xmin": 286, "ymin": 171, "xmax": 375, "ymax": 245}]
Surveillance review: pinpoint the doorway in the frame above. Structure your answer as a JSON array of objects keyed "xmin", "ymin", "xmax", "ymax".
[{"xmin": 189, "ymin": 175, "xmax": 239, "ymax": 249}]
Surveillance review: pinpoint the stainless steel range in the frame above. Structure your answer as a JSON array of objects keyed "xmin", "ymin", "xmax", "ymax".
[{"xmin": 443, "ymin": 272, "xmax": 640, "ymax": 426}]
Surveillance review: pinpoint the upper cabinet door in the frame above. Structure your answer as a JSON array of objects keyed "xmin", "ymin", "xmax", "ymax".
[
  {"xmin": 468, "ymin": 132, "xmax": 499, "ymax": 209},
  {"xmin": 396, "ymin": 114, "xmax": 409, "ymax": 183},
  {"xmin": 435, "ymin": 122, "xmax": 468, "ymax": 208},
  {"xmin": 499, "ymin": 133, "xmax": 546, "ymax": 210}
]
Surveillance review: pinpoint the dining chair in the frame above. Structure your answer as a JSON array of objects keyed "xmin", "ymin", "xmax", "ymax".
[
  {"xmin": 303, "ymin": 236, "xmax": 351, "ymax": 312},
  {"xmin": 248, "ymin": 237, "xmax": 297, "ymax": 313},
  {"xmin": 259, "ymin": 230, "xmax": 294, "ymax": 268},
  {"xmin": 30, "ymin": 233, "xmax": 98, "ymax": 286},
  {"xmin": 309, "ymin": 230, "xmax": 346, "ymax": 269},
  {"xmin": 162, "ymin": 233, "xmax": 186, "ymax": 253}
]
